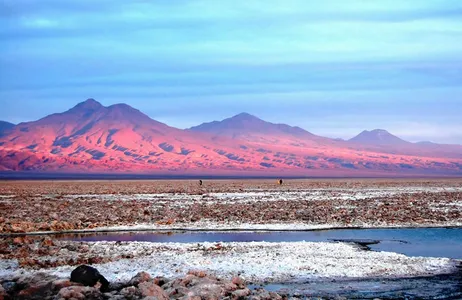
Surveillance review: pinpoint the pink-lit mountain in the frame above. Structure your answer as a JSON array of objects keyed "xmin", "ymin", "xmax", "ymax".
[
  {"xmin": 189, "ymin": 112, "xmax": 318, "ymax": 140},
  {"xmin": 349, "ymin": 129, "xmax": 409, "ymax": 146},
  {"xmin": 0, "ymin": 99, "xmax": 461, "ymax": 176}
]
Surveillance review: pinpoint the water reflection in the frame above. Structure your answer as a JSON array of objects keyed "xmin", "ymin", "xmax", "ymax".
[{"xmin": 59, "ymin": 227, "xmax": 462, "ymax": 259}]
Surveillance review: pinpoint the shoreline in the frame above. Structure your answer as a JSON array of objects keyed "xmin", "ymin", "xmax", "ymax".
[{"xmin": 1, "ymin": 223, "xmax": 462, "ymax": 237}]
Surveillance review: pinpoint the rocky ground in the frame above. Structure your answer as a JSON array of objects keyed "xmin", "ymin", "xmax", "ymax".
[
  {"xmin": 0, "ymin": 268, "xmax": 285, "ymax": 300},
  {"xmin": 0, "ymin": 179, "xmax": 461, "ymax": 233}
]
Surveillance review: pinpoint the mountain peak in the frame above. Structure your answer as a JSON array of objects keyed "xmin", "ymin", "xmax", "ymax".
[
  {"xmin": 189, "ymin": 112, "xmax": 319, "ymax": 140},
  {"xmin": 71, "ymin": 99, "xmax": 104, "ymax": 113},
  {"xmin": 231, "ymin": 112, "xmax": 259, "ymax": 120},
  {"xmin": 108, "ymin": 103, "xmax": 137, "ymax": 111},
  {"xmin": 350, "ymin": 129, "xmax": 409, "ymax": 146},
  {"xmin": 189, "ymin": 112, "xmax": 265, "ymax": 134},
  {"xmin": 61, "ymin": 99, "xmax": 105, "ymax": 120},
  {"xmin": 107, "ymin": 103, "xmax": 149, "ymax": 118},
  {"xmin": 368, "ymin": 129, "xmax": 390, "ymax": 134}
]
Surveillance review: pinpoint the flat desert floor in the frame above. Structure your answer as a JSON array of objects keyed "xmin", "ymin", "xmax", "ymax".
[{"xmin": 1, "ymin": 178, "xmax": 462, "ymax": 233}]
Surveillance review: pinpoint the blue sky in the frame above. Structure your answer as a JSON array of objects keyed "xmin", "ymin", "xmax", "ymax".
[{"xmin": 0, "ymin": 0, "xmax": 461, "ymax": 143}]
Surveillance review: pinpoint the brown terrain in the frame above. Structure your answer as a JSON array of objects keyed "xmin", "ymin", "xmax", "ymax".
[
  {"xmin": 1, "ymin": 179, "xmax": 461, "ymax": 235},
  {"xmin": 0, "ymin": 99, "xmax": 461, "ymax": 176}
]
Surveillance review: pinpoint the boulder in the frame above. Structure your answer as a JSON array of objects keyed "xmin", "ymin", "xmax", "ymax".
[
  {"xmin": 249, "ymin": 288, "xmax": 283, "ymax": 300},
  {"xmin": 51, "ymin": 279, "xmax": 74, "ymax": 291},
  {"xmin": 187, "ymin": 270, "xmax": 207, "ymax": 278},
  {"xmin": 15, "ymin": 273, "xmax": 58, "ymax": 300},
  {"xmin": 232, "ymin": 288, "xmax": 251, "ymax": 299},
  {"xmin": 231, "ymin": 277, "xmax": 246, "ymax": 289},
  {"xmin": 187, "ymin": 280, "xmax": 225, "ymax": 299},
  {"xmin": 1, "ymin": 281, "xmax": 16, "ymax": 295},
  {"xmin": 128, "ymin": 272, "xmax": 152, "ymax": 286},
  {"xmin": 120, "ymin": 286, "xmax": 141, "ymax": 298},
  {"xmin": 222, "ymin": 281, "xmax": 238, "ymax": 293},
  {"xmin": 56, "ymin": 286, "xmax": 102, "ymax": 300},
  {"xmin": 181, "ymin": 274, "xmax": 199, "ymax": 287},
  {"xmin": 70, "ymin": 265, "xmax": 109, "ymax": 292},
  {"xmin": 138, "ymin": 281, "xmax": 169, "ymax": 299},
  {"xmin": 165, "ymin": 285, "xmax": 190, "ymax": 298},
  {"xmin": 153, "ymin": 276, "xmax": 169, "ymax": 287}
]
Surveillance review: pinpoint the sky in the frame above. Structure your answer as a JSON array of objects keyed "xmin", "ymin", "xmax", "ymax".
[{"xmin": 0, "ymin": 0, "xmax": 461, "ymax": 144}]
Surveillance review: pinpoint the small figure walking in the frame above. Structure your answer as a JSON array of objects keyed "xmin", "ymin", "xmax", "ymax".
[
  {"xmin": 278, "ymin": 179, "xmax": 283, "ymax": 185},
  {"xmin": 199, "ymin": 180, "xmax": 203, "ymax": 186}
]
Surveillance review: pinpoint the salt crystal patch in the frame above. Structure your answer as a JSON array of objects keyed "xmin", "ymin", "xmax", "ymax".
[{"xmin": 1, "ymin": 241, "xmax": 456, "ymax": 284}]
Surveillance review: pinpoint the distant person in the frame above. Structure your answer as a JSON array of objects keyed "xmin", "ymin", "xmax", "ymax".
[
  {"xmin": 278, "ymin": 179, "xmax": 283, "ymax": 185},
  {"xmin": 199, "ymin": 180, "xmax": 203, "ymax": 186}
]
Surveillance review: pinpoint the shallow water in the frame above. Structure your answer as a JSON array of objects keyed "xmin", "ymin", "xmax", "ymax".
[
  {"xmin": 255, "ymin": 272, "xmax": 462, "ymax": 299},
  {"xmin": 62, "ymin": 227, "xmax": 462, "ymax": 259},
  {"xmin": 59, "ymin": 227, "xmax": 462, "ymax": 299}
]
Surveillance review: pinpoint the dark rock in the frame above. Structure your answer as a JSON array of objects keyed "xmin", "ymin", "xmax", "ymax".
[
  {"xmin": 1, "ymin": 281, "xmax": 17, "ymax": 294},
  {"xmin": 331, "ymin": 239, "xmax": 380, "ymax": 251},
  {"xmin": 153, "ymin": 276, "xmax": 169, "ymax": 287},
  {"xmin": 107, "ymin": 282, "xmax": 130, "ymax": 292},
  {"xmin": 70, "ymin": 265, "xmax": 109, "ymax": 292}
]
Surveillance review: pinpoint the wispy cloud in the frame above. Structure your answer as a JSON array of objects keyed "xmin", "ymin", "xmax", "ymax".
[{"xmin": 0, "ymin": 0, "xmax": 461, "ymax": 143}]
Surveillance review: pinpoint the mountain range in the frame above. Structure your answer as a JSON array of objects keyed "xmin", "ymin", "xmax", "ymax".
[{"xmin": 0, "ymin": 99, "xmax": 461, "ymax": 176}]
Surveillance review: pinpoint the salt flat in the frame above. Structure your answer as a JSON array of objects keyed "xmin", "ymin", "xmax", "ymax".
[{"xmin": 1, "ymin": 241, "xmax": 457, "ymax": 284}]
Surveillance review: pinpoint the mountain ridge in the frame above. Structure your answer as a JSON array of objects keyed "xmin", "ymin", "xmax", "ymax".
[
  {"xmin": 0, "ymin": 121, "xmax": 15, "ymax": 136},
  {"xmin": 189, "ymin": 112, "xmax": 323, "ymax": 144},
  {"xmin": 0, "ymin": 99, "xmax": 461, "ymax": 175}
]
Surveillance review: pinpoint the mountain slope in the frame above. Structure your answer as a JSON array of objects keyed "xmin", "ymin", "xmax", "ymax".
[
  {"xmin": 190, "ymin": 112, "xmax": 314, "ymax": 138},
  {"xmin": 0, "ymin": 121, "xmax": 15, "ymax": 137},
  {"xmin": 0, "ymin": 100, "xmax": 461, "ymax": 175},
  {"xmin": 190, "ymin": 112, "xmax": 320, "ymax": 139},
  {"xmin": 349, "ymin": 129, "xmax": 410, "ymax": 146},
  {"xmin": 0, "ymin": 99, "xmax": 249, "ymax": 172},
  {"xmin": 348, "ymin": 129, "xmax": 462, "ymax": 159},
  {"xmin": 188, "ymin": 113, "xmax": 335, "ymax": 149}
]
